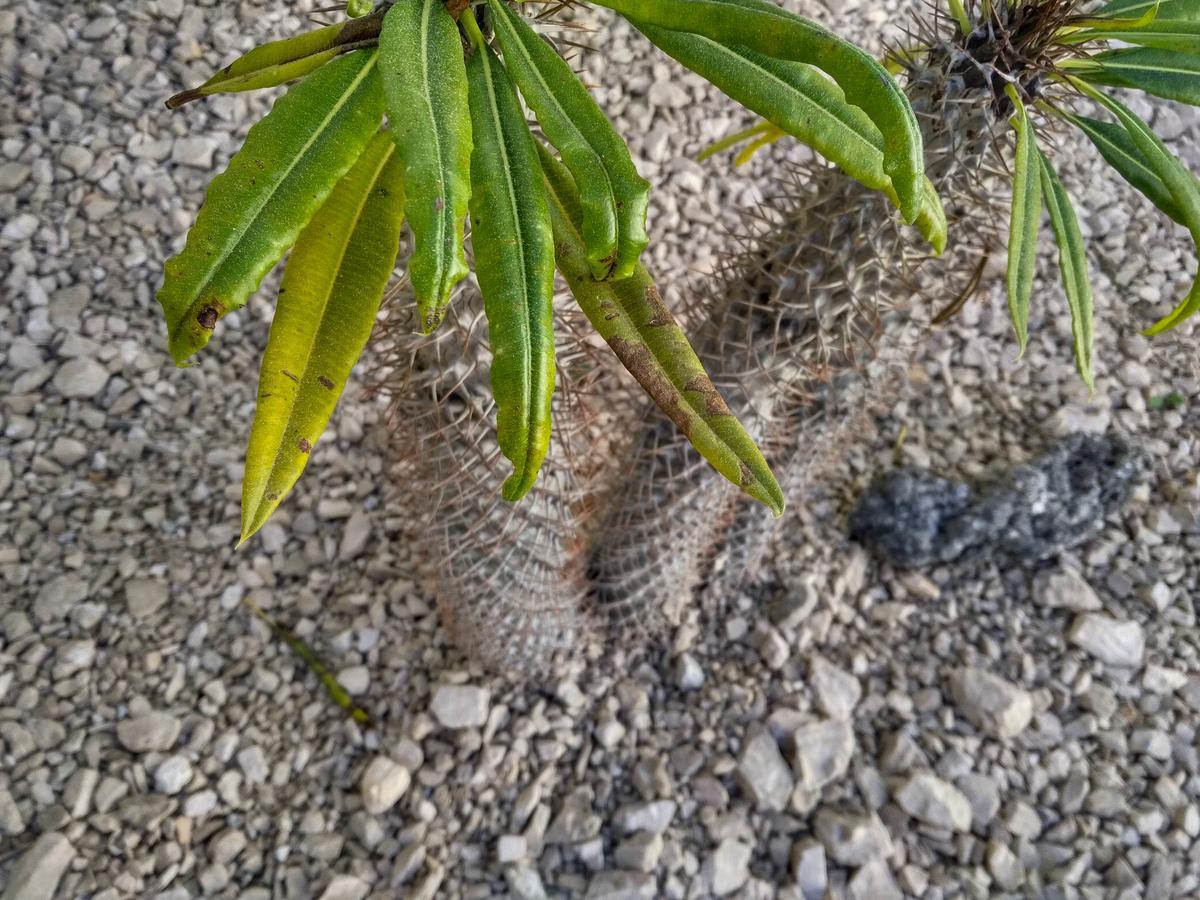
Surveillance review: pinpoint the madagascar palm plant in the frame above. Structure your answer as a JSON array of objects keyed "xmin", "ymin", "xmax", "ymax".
[
  {"xmin": 156, "ymin": 0, "xmax": 934, "ymax": 546},
  {"xmin": 156, "ymin": 0, "xmax": 1200, "ymax": 674}
]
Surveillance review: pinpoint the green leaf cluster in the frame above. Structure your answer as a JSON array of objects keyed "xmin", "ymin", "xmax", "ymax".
[
  {"xmin": 1000, "ymin": 0, "xmax": 1200, "ymax": 384},
  {"xmin": 157, "ymin": 1, "xmax": 931, "ymax": 543}
]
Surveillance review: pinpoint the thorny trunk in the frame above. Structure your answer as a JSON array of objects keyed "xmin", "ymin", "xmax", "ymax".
[{"xmin": 382, "ymin": 12, "xmax": 1016, "ymax": 674}]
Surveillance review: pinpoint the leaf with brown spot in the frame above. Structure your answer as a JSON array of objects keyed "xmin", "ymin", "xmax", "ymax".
[
  {"xmin": 157, "ymin": 50, "xmax": 384, "ymax": 365},
  {"xmin": 539, "ymin": 143, "xmax": 783, "ymax": 516},
  {"xmin": 241, "ymin": 132, "xmax": 406, "ymax": 544}
]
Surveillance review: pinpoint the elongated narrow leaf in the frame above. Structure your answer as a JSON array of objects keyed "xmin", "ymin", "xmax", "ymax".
[
  {"xmin": 1037, "ymin": 150, "xmax": 1095, "ymax": 388},
  {"xmin": 157, "ymin": 50, "xmax": 383, "ymax": 365},
  {"xmin": 486, "ymin": 0, "xmax": 650, "ymax": 280},
  {"xmin": 1006, "ymin": 89, "xmax": 1041, "ymax": 357},
  {"xmin": 1068, "ymin": 112, "xmax": 1189, "ymax": 224},
  {"xmin": 633, "ymin": 26, "xmax": 888, "ymax": 193},
  {"xmin": 1069, "ymin": 0, "xmax": 1161, "ymax": 30},
  {"xmin": 241, "ymin": 132, "xmax": 405, "ymax": 543},
  {"xmin": 591, "ymin": 0, "xmax": 925, "ymax": 222},
  {"xmin": 1077, "ymin": 83, "xmax": 1200, "ymax": 333},
  {"xmin": 465, "ymin": 29, "xmax": 557, "ymax": 502},
  {"xmin": 646, "ymin": 23, "xmax": 946, "ymax": 250},
  {"xmin": 1070, "ymin": 47, "xmax": 1200, "ymax": 105},
  {"xmin": 1101, "ymin": 0, "xmax": 1200, "ymax": 20},
  {"xmin": 1066, "ymin": 21, "xmax": 1200, "ymax": 52},
  {"xmin": 538, "ymin": 143, "xmax": 784, "ymax": 516},
  {"xmin": 166, "ymin": 12, "xmax": 383, "ymax": 108},
  {"xmin": 379, "ymin": 0, "xmax": 473, "ymax": 332}
]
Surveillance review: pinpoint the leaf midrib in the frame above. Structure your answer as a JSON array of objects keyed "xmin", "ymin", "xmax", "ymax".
[
  {"xmin": 494, "ymin": 3, "xmax": 617, "ymax": 210},
  {"xmin": 180, "ymin": 54, "xmax": 377, "ymax": 327},
  {"xmin": 481, "ymin": 52, "xmax": 539, "ymax": 479},
  {"xmin": 417, "ymin": 0, "xmax": 455, "ymax": 303}
]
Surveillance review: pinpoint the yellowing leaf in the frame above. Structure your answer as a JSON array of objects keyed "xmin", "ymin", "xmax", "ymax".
[{"xmin": 241, "ymin": 132, "xmax": 405, "ymax": 543}]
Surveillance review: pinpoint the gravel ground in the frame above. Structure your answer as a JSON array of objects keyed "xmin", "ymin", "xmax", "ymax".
[{"xmin": 2, "ymin": 1, "xmax": 1199, "ymax": 899}]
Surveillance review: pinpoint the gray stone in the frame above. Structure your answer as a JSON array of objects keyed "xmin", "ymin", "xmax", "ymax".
[
  {"xmin": 585, "ymin": 871, "xmax": 656, "ymax": 899},
  {"xmin": 0, "ymin": 162, "xmax": 30, "ymax": 192},
  {"xmin": 736, "ymin": 728, "xmax": 793, "ymax": 812},
  {"xmin": 896, "ymin": 774, "xmax": 972, "ymax": 832},
  {"xmin": 209, "ymin": 828, "xmax": 248, "ymax": 865},
  {"xmin": 0, "ymin": 832, "xmax": 75, "ymax": 900},
  {"xmin": 360, "ymin": 756, "xmax": 410, "ymax": 815},
  {"xmin": 237, "ymin": 745, "xmax": 268, "ymax": 783},
  {"xmin": 339, "ymin": 509, "xmax": 372, "ymax": 559},
  {"xmin": 32, "ymin": 575, "xmax": 88, "ymax": 622},
  {"xmin": 0, "ymin": 785, "xmax": 24, "ymax": 835},
  {"xmin": 814, "ymin": 811, "xmax": 893, "ymax": 866},
  {"xmin": 809, "ymin": 656, "xmax": 862, "ymax": 720},
  {"xmin": 987, "ymin": 840, "xmax": 1025, "ymax": 890},
  {"xmin": 1069, "ymin": 614, "xmax": 1145, "ymax": 667},
  {"xmin": 505, "ymin": 867, "xmax": 548, "ymax": 900},
  {"xmin": 1036, "ymin": 568, "xmax": 1102, "ymax": 611},
  {"xmin": 957, "ymin": 773, "xmax": 1001, "ymax": 829},
  {"xmin": 847, "ymin": 859, "xmax": 902, "ymax": 900},
  {"xmin": 613, "ymin": 800, "xmax": 676, "ymax": 835},
  {"xmin": 52, "ymin": 357, "xmax": 109, "ymax": 399},
  {"xmin": 792, "ymin": 719, "xmax": 854, "ymax": 791},
  {"xmin": 950, "ymin": 668, "xmax": 1034, "ymax": 739},
  {"xmin": 705, "ymin": 838, "xmax": 751, "ymax": 897},
  {"xmin": 496, "ymin": 834, "xmax": 527, "ymax": 863},
  {"xmin": 614, "ymin": 831, "xmax": 663, "ymax": 873},
  {"xmin": 790, "ymin": 840, "xmax": 827, "ymax": 900},
  {"xmin": 117, "ymin": 711, "xmax": 182, "ymax": 753},
  {"xmin": 546, "ymin": 791, "xmax": 602, "ymax": 844},
  {"xmin": 50, "ymin": 437, "xmax": 88, "ymax": 466},
  {"xmin": 154, "ymin": 755, "xmax": 193, "ymax": 794},
  {"xmin": 171, "ymin": 136, "xmax": 218, "ymax": 169},
  {"xmin": 317, "ymin": 875, "xmax": 370, "ymax": 900},
  {"xmin": 337, "ymin": 665, "xmax": 369, "ymax": 695},
  {"xmin": 124, "ymin": 578, "xmax": 169, "ymax": 618},
  {"xmin": 430, "ymin": 684, "xmax": 490, "ymax": 729}
]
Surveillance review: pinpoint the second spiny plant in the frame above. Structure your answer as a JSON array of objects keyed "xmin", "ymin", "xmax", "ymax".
[{"xmin": 589, "ymin": 0, "xmax": 1200, "ymax": 633}]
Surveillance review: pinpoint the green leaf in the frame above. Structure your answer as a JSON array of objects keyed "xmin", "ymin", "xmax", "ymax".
[
  {"xmin": 486, "ymin": 0, "xmax": 650, "ymax": 280},
  {"xmin": 1037, "ymin": 150, "xmax": 1095, "ymax": 389},
  {"xmin": 157, "ymin": 49, "xmax": 383, "ymax": 365},
  {"xmin": 1066, "ymin": 20, "xmax": 1200, "ymax": 53},
  {"xmin": 1068, "ymin": 112, "xmax": 1189, "ymax": 224},
  {"xmin": 166, "ymin": 13, "xmax": 383, "ymax": 108},
  {"xmin": 1100, "ymin": 0, "xmax": 1200, "ymax": 21},
  {"xmin": 632, "ymin": 27, "xmax": 891, "ymax": 198},
  {"xmin": 464, "ymin": 18, "xmax": 557, "ymax": 502},
  {"xmin": 639, "ymin": 25, "xmax": 945, "ymax": 249},
  {"xmin": 379, "ymin": 0, "xmax": 473, "ymax": 333},
  {"xmin": 1070, "ymin": 47, "xmax": 1200, "ymax": 106},
  {"xmin": 1006, "ymin": 88, "xmax": 1041, "ymax": 357},
  {"xmin": 916, "ymin": 177, "xmax": 948, "ymax": 256},
  {"xmin": 1076, "ymin": 82, "xmax": 1200, "ymax": 333},
  {"xmin": 538, "ymin": 143, "xmax": 785, "ymax": 516},
  {"xmin": 590, "ymin": 0, "xmax": 925, "ymax": 222},
  {"xmin": 241, "ymin": 131, "xmax": 405, "ymax": 544},
  {"xmin": 1070, "ymin": 0, "xmax": 1162, "ymax": 30}
]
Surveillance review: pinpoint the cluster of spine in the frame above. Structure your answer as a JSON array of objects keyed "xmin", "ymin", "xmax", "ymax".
[
  {"xmin": 380, "ymin": 6, "xmax": 1042, "ymax": 673},
  {"xmin": 376, "ymin": 293, "xmax": 602, "ymax": 677}
]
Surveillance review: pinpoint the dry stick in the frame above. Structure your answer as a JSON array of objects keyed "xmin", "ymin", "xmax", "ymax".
[{"xmin": 242, "ymin": 597, "xmax": 373, "ymax": 725}]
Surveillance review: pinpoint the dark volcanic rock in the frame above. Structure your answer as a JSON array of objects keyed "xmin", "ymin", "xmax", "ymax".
[{"xmin": 848, "ymin": 434, "xmax": 1148, "ymax": 567}]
